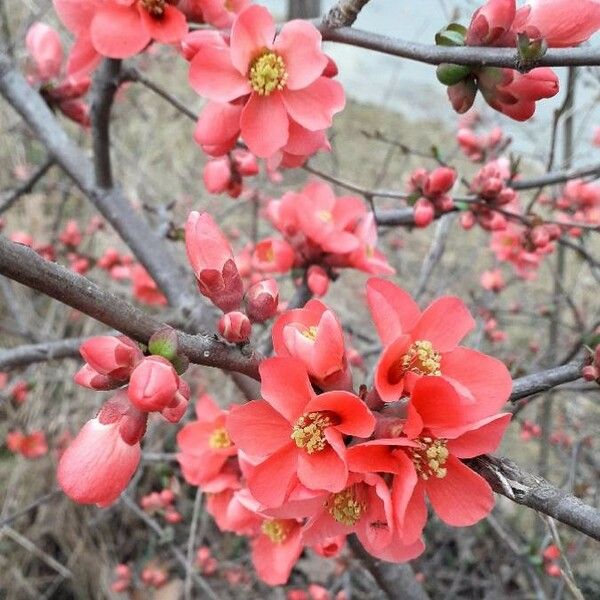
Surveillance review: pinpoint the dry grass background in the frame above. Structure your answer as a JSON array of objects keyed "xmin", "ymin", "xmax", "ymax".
[{"xmin": 1, "ymin": 2, "xmax": 600, "ymax": 599}]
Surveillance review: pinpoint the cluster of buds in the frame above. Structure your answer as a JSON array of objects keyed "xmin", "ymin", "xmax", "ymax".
[
  {"xmin": 203, "ymin": 150, "xmax": 259, "ymax": 198},
  {"xmin": 176, "ymin": 280, "xmax": 512, "ymax": 585},
  {"xmin": 59, "ymin": 330, "xmax": 189, "ymax": 506},
  {"xmin": 406, "ymin": 166, "xmax": 457, "ymax": 227},
  {"xmin": 520, "ymin": 420, "xmax": 542, "ymax": 441},
  {"xmin": 435, "ymin": 0, "xmax": 573, "ymax": 121},
  {"xmin": 25, "ymin": 23, "xmax": 91, "ymax": 126},
  {"xmin": 555, "ymin": 180, "xmax": 600, "ymax": 232},
  {"xmin": 110, "ymin": 564, "xmax": 132, "ymax": 594},
  {"xmin": 461, "ymin": 158, "xmax": 517, "ymax": 231},
  {"xmin": 185, "ymin": 212, "xmax": 280, "ymax": 343},
  {"xmin": 542, "ymin": 544, "xmax": 562, "ymax": 578},
  {"xmin": 141, "ymin": 565, "xmax": 169, "ymax": 588},
  {"xmin": 196, "ymin": 546, "xmax": 218, "ymax": 575},
  {"xmin": 479, "ymin": 268, "xmax": 506, "ymax": 293},
  {"xmin": 456, "ymin": 126, "xmax": 504, "ymax": 162},
  {"xmin": 140, "ymin": 487, "xmax": 183, "ymax": 524}
]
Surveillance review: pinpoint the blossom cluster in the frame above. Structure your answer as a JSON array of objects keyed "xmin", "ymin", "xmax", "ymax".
[
  {"xmin": 176, "ymin": 279, "xmax": 512, "ymax": 584},
  {"xmin": 58, "ymin": 331, "xmax": 189, "ymax": 506}
]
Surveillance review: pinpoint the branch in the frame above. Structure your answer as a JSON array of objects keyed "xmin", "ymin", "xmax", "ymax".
[
  {"xmin": 348, "ymin": 536, "xmax": 431, "ymax": 600},
  {"xmin": 0, "ymin": 336, "xmax": 91, "ymax": 370},
  {"xmin": 0, "ymin": 52, "xmax": 193, "ymax": 308},
  {"xmin": 469, "ymin": 455, "xmax": 600, "ymax": 542},
  {"xmin": 0, "ymin": 158, "xmax": 54, "ymax": 214},
  {"xmin": 90, "ymin": 58, "xmax": 121, "ymax": 189},
  {"xmin": 322, "ymin": 0, "xmax": 372, "ymax": 28},
  {"xmin": 319, "ymin": 27, "xmax": 600, "ymax": 69},
  {"xmin": 510, "ymin": 361, "xmax": 584, "ymax": 402},
  {"xmin": 0, "ymin": 237, "xmax": 261, "ymax": 379}
]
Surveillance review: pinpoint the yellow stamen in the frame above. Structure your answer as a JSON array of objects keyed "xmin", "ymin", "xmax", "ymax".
[
  {"xmin": 409, "ymin": 436, "xmax": 449, "ymax": 480},
  {"xmin": 401, "ymin": 340, "xmax": 442, "ymax": 376},
  {"xmin": 140, "ymin": 0, "xmax": 167, "ymax": 16},
  {"xmin": 291, "ymin": 412, "xmax": 332, "ymax": 454},
  {"xmin": 261, "ymin": 519, "xmax": 287, "ymax": 543},
  {"xmin": 208, "ymin": 427, "xmax": 232, "ymax": 450},
  {"xmin": 328, "ymin": 486, "xmax": 365, "ymax": 526},
  {"xmin": 317, "ymin": 210, "xmax": 333, "ymax": 222},
  {"xmin": 249, "ymin": 51, "xmax": 288, "ymax": 96},
  {"xmin": 301, "ymin": 325, "xmax": 318, "ymax": 342}
]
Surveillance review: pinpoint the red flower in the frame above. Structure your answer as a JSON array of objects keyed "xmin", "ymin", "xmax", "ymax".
[
  {"xmin": 348, "ymin": 377, "xmax": 511, "ymax": 542},
  {"xmin": 226, "ymin": 357, "xmax": 375, "ymax": 507},
  {"xmin": 188, "ymin": 5, "xmax": 344, "ymax": 157},
  {"xmin": 368, "ymin": 278, "xmax": 512, "ymax": 422},
  {"xmin": 56, "ymin": 0, "xmax": 188, "ymax": 61},
  {"xmin": 7, "ymin": 430, "xmax": 48, "ymax": 459},
  {"xmin": 177, "ymin": 394, "xmax": 237, "ymax": 486},
  {"xmin": 271, "ymin": 299, "xmax": 352, "ymax": 391}
]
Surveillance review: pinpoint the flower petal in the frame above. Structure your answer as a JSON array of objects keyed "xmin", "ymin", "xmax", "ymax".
[
  {"xmin": 248, "ymin": 444, "xmax": 298, "ymax": 507},
  {"xmin": 189, "ymin": 45, "xmax": 251, "ymax": 102},
  {"xmin": 305, "ymin": 391, "xmax": 375, "ymax": 438},
  {"xmin": 138, "ymin": 4, "xmax": 188, "ymax": 44},
  {"xmin": 281, "ymin": 77, "xmax": 345, "ymax": 131},
  {"xmin": 426, "ymin": 455, "xmax": 494, "ymax": 526},
  {"xmin": 366, "ymin": 278, "xmax": 421, "ymax": 346},
  {"xmin": 274, "ymin": 20, "xmax": 327, "ymax": 90},
  {"xmin": 230, "ymin": 4, "xmax": 276, "ymax": 74},
  {"xmin": 90, "ymin": 4, "xmax": 149, "ymax": 59},
  {"xmin": 226, "ymin": 400, "xmax": 292, "ymax": 456},
  {"xmin": 259, "ymin": 357, "xmax": 313, "ymax": 422},
  {"xmin": 240, "ymin": 92, "xmax": 289, "ymax": 157},
  {"xmin": 447, "ymin": 413, "xmax": 512, "ymax": 458},
  {"xmin": 411, "ymin": 297, "xmax": 475, "ymax": 352},
  {"xmin": 297, "ymin": 430, "xmax": 347, "ymax": 492}
]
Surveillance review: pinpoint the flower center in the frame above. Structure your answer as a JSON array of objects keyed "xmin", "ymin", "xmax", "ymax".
[
  {"xmin": 301, "ymin": 325, "xmax": 318, "ymax": 341},
  {"xmin": 139, "ymin": 0, "xmax": 169, "ymax": 16},
  {"xmin": 208, "ymin": 427, "xmax": 232, "ymax": 450},
  {"xmin": 249, "ymin": 51, "xmax": 288, "ymax": 96},
  {"xmin": 261, "ymin": 519, "xmax": 288, "ymax": 543},
  {"xmin": 327, "ymin": 486, "xmax": 365, "ymax": 526},
  {"xmin": 317, "ymin": 210, "xmax": 333, "ymax": 222},
  {"xmin": 409, "ymin": 436, "xmax": 449, "ymax": 480},
  {"xmin": 291, "ymin": 411, "xmax": 332, "ymax": 454},
  {"xmin": 401, "ymin": 340, "xmax": 442, "ymax": 376}
]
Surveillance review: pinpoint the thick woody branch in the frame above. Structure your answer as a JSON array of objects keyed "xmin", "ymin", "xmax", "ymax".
[
  {"xmin": 319, "ymin": 27, "xmax": 600, "ymax": 69},
  {"xmin": 0, "ymin": 53, "xmax": 192, "ymax": 308},
  {"xmin": 91, "ymin": 58, "xmax": 121, "ymax": 189},
  {"xmin": 0, "ymin": 237, "xmax": 261, "ymax": 379},
  {"xmin": 510, "ymin": 361, "xmax": 584, "ymax": 402},
  {"xmin": 348, "ymin": 536, "xmax": 431, "ymax": 600},
  {"xmin": 322, "ymin": 0, "xmax": 372, "ymax": 28},
  {"xmin": 469, "ymin": 455, "xmax": 600, "ymax": 542}
]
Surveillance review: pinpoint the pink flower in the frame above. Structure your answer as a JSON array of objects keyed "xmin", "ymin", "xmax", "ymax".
[
  {"xmin": 513, "ymin": 0, "xmax": 600, "ymax": 47},
  {"xmin": 128, "ymin": 356, "xmax": 180, "ymax": 412},
  {"xmin": 58, "ymin": 411, "xmax": 142, "ymax": 506},
  {"xmin": 177, "ymin": 394, "xmax": 237, "ymax": 486},
  {"xmin": 367, "ymin": 279, "xmax": 512, "ymax": 421},
  {"xmin": 59, "ymin": 219, "xmax": 82, "ymax": 247},
  {"xmin": 348, "ymin": 377, "xmax": 510, "ymax": 542},
  {"xmin": 56, "ymin": 0, "xmax": 188, "ymax": 61},
  {"xmin": 131, "ymin": 265, "xmax": 168, "ymax": 306},
  {"xmin": 26, "ymin": 22, "xmax": 63, "ymax": 81},
  {"xmin": 226, "ymin": 358, "xmax": 375, "ymax": 507},
  {"xmin": 185, "ymin": 211, "xmax": 244, "ymax": 312},
  {"xmin": 188, "ymin": 5, "xmax": 344, "ymax": 157},
  {"xmin": 272, "ymin": 299, "xmax": 352, "ymax": 391},
  {"xmin": 480, "ymin": 268, "xmax": 505, "ymax": 292},
  {"xmin": 252, "ymin": 238, "xmax": 296, "ymax": 273},
  {"xmin": 7, "ymin": 430, "xmax": 48, "ymax": 459}
]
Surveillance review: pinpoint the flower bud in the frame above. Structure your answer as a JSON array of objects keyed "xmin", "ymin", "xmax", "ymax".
[
  {"xmin": 307, "ymin": 265, "xmax": 329, "ymax": 297},
  {"xmin": 460, "ymin": 210, "xmax": 476, "ymax": 230},
  {"xmin": 148, "ymin": 327, "xmax": 179, "ymax": 362},
  {"xmin": 218, "ymin": 311, "xmax": 251, "ymax": 343},
  {"xmin": 246, "ymin": 278, "xmax": 279, "ymax": 322},
  {"xmin": 128, "ymin": 356, "xmax": 179, "ymax": 413},
  {"xmin": 436, "ymin": 63, "xmax": 471, "ymax": 86},
  {"xmin": 203, "ymin": 157, "xmax": 232, "ymax": 194},
  {"xmin": 447, "ymin": 78, "xmax": 478, "ymax": 114},
  {"xmin": 413, "ymin": 198, "xmax": 435, "ymax": 228},
  {"xmin": 79, "ymin": 336, "xmax": 143, "ymax": 380},
  {"xmin": 74, "ymin": 364, "xmax": 122, "ymax": 391},
  {"xmin": 424, "ymin": 167, "xmax": 457, "ymax": 197}
]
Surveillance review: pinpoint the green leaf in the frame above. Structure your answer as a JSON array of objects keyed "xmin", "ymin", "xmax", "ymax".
[{"xmin": 435, "ymin": 23, "xmax": 467, "ymax": 46}]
